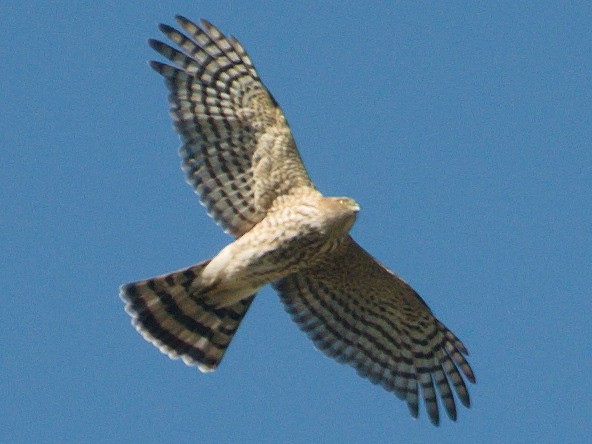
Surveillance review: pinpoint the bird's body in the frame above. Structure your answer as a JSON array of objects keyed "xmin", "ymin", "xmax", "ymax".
[
  {"xmin": 199, "ymin": 191, "xmax": 360, "ymax": 307},
  {"xmin": 121, "ymin": 16, "xmax": 476, "ymax": 425}
]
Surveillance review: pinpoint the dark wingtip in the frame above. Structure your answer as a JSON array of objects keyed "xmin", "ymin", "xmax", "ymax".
[
  {"xmin": 448, "ymin": 409, "xmax": 458, "ymax": 422},
  {"xmin": 463, "ymin": 362, "xmax": 477, "ymax": 384},
  {"xmin": 427, "ymin": 404, "xmax": 440, "ymax": 427},
  {"xmin": 443, "ymin": 397, "xmax": 458, "ymax": 422},
  {"xmin": 460, "ymin": 391, "xmax": 471, "ymax": 408},
  {"xmin": 148, "ymin": 38, "xmax": 167, "ymax": 52},
  {"xmin": 407, "ymin": 401, "xmax": 419, "ymax": 419},
  {"xmin": 200, "ymin": 18, "xmax": 214, "ymax": 29},
  {"xmin": 158, "ymin": 23, "xmax": 176, "ymax": 35},
  {"xmin": 148, "ymin": 60, "xmax": 164, "ymax": 73},
  {"xmin": 175, "ymin": 15, "xmax": 193, "ymax": 28}
]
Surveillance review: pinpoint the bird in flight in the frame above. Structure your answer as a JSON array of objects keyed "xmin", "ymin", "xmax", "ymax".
[{"xmin": 120, "ymin": 16, "xmax": 476, "ymax": 425}]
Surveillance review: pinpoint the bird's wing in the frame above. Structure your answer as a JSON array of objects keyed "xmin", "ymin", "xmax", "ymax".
[
  {"xmin": 273, "ymin": 236, "xmax": 475, "ymax": 425},
  {"xmin": 149, "ymin": 17, "xmax": 314, "ymax": 237}
]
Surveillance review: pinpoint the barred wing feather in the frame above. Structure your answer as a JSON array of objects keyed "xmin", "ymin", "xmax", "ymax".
[
  {"xmin": 274, "ymin": 237, "xmax": 475, "ymax": 425},
  {"xmin": 149, "ymin": 17, "xmax": 313, "ymax": 237}
]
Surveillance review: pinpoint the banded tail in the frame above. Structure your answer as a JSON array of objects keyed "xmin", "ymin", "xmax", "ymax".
[{"xmin": 120, "ymin": 260, "xmax": 256, "ymax": 372}]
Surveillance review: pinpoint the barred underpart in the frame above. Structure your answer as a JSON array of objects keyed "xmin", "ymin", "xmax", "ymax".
[{"xmin": 121, "ymin": 16, "xmax": 478, "ymax": 426}]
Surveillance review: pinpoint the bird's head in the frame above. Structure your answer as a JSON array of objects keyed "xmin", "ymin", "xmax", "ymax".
[
  {"xmin": 321, "ymin": 196, "xmax": 360, "ymax": 239},
  {"xmin": 332, "ymin": 197, "xmax": 361, "ymax": 213}
]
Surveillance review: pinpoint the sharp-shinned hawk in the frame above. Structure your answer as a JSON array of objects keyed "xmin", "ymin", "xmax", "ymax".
[{"xmin": 120, "ymin": 16, "xmax": 476, "ymax": 425}]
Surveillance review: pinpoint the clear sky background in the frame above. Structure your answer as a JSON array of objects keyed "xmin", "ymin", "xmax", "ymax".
[{"xmin": 2, "ymin": 2, "xmax": 591, "ymax": 443}]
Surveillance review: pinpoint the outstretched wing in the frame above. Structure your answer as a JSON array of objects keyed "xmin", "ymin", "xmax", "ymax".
[
  {"xmin": 149, "ymin": 17, "xmax": 314, "ymax": 236},
  {"xmin": 273, "ymin": 237, "xmax": 476, "ymax": 425}
]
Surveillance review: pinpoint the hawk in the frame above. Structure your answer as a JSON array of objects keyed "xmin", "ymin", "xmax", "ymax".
[{"xmin": 120, "ymin": 16, "xmax": 476, "ymax": 425}]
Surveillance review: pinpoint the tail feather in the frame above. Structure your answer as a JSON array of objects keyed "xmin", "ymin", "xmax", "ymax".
[{"xmin": 120, "ymin": 260, "xmax": 256, "ymax": 372}]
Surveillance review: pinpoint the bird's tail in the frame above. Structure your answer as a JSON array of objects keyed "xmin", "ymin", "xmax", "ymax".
[{"xmin": 120, "ymin": 259, "xmax": 256, "ymax": 372}]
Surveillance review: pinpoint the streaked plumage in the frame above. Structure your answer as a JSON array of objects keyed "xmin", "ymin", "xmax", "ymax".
[{"xmin": 121, "ymin": 16, "xmax": 475, "ymax": 425}]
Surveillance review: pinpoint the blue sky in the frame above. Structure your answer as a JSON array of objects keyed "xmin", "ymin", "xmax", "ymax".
[{"xmin": 2, "ymin": 2, "xmax": 591, "ymax": 443}]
